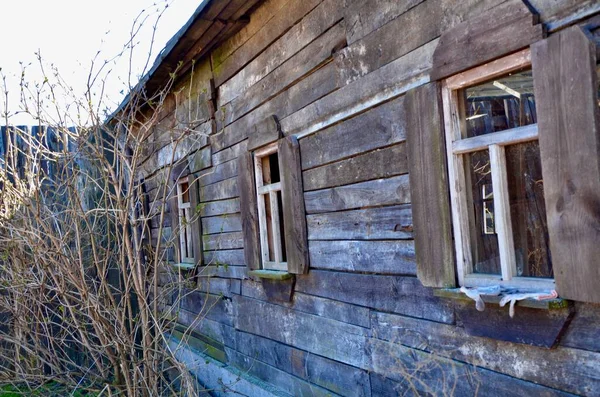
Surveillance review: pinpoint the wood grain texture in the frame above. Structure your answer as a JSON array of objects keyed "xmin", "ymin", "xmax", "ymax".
[
  {"xmin": 233, "ymin": 330, "xmax": 371, "ymax": 397},
  {"xmin": 299, "ymin": 97, "xmax": 406, "ymax": 170},
  {"xmin": 532, "ymin": 26, "xmax": 600, "ymax": 303},
  {"xmin": 203, "ymin": 231, "xmax": 244, "ymax": 251},
  {"xmin": 303, "ymin": 144, "xmax": 408, "ymax": 191},
  {"xmin": 431, "ymin": 0, "xmax": 544, "ymax": 81},
  {"xmin": 212, "ymin": 61, "xmax": 339, "ymax": 152},
  {"xmin": 203, "ymin": 249, "xmax": 246, "ymax": 267},
  {"xmin": 455, "ymin": 301, "xmax": 573, "ymax": 348},
  {"xmin": 198, "ymin": 158, "xmax": 237, "ymax": 187},
  {"xmin": 247, "ymin": 115, "xmax": 282, "ymax": 151},
  {"xmin": 307, "ymin": 205, "xmax": 413, "ymax": 240},
  {"xmin": 279, "ymin": 136, "xmax": 309, "ymax": 274},
  {"xmin": 199, "ymin": 198, "xmax": 240, "ymax": 217},
  {"xmin": 241, "ymin": 280, "xmax": 371, "ymax": 328},
  {"xmin": 213, "ymin": 0, "xmax": 321, "ymax": 88},
  {"xmin": 561, "ymin": 303, "xmax": 600, "ymax": 352},
  {"xmin": 218, "ymin": 0, "xmax": 345, "ymax": 107},
  {"xmin": 237, "ymin": 152, "xmax": 261, "ymax": 270},
  {"xmin": 336, "ymin": 0, "xmax": 506, "ymax": 85},
  {"xmin": 371, "ymin": 311, "xmax": 600, "ymax": 395},
  {"xmin": 295, "ymin": 270, "xmax": 454, "ymax": 324},
  {"xmin": 405, "ymin": 82, "xmax": 455, "ymax": 288},
  {"xmin": 219, "ymin": 21, "xmax": 347, "ymax": 129},
  {"xmin": 304, "ymin": 174, "xmax": 411, "ymax": 214},
  {"xmin": 309, "ymin": 240, "xmax": 416, "ymax": 275},
  {"xmin": 343, "ymin": 0, "xmax": 425, "ymax": 44},
  {"xmin": 199, "ymin": 176, "xmax": 238, "ymax": 202}
]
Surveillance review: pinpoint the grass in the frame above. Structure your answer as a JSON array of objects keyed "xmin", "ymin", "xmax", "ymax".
[{"xmin": 0, "ymin": 383, "xmax": 99, "ymax": 397}]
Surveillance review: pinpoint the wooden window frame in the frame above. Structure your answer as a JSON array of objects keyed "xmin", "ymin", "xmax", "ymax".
[
  {"xmin": 176, "ymin": 176, "xmax": 195, "ymax": 264},
  {"xmin": 442, "ymin": 48, "xmax": 554, "ymax": 290},
  {"xmin": 253, "ymin": 142, "xmax": 287, "ymax": 272}
]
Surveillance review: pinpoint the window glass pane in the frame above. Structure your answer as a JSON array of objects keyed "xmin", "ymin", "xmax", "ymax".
[
  {"xmin": 462, "ymin": 68, "xmax": 536, "ymax": 138},
  {"xmin": 277, "ymin": 190, "xmax": 286, "ymax": 262},
  {"xmin": 465, "ymin": 150, "xmax": 501, "ymax": 275},
  {"xmin": 506, "ymin": 141, "xmax": 552, "ymax": 278},
  {"xmin": 264, "ymin": 193, "xmax": 274, "ymax": 261},
  {"xmin": 180, "ymin": 181, "xmax": 190, "ymax": 203},
  {"xmin": 261, "ymin": 152, "xmax": 280, "ymax": 185}
]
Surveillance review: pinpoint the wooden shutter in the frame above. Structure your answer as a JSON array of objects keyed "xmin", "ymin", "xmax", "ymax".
[
  {"xmin": 532, "ymin": 26, "xmax": 600, "ymax": 303},
  {"xmin": 278, "ymin": 135, "xmax": 309, "ymax": 274},
  {"xmin": 405, "ymin": 82, "xmax": 455, "ymax": 288},
  {"xmin": 188, "ymin": 173, "xmax": 203, "ymax": 266},
  {"xmin": 237, "ymin": 151, "xmax": 261, "ymax": 270}
]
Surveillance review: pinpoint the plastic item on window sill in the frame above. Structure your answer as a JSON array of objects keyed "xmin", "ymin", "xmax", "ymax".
[{"xmin": 459, "ymin": 286, "xmax": 558, "ymax": 318}]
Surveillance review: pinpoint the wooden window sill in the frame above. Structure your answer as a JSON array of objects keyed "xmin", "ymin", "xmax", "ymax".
[
  {"xmin": 171, "ymin": 262, "xmax": 196, "ymax": 271},
  {"xmin": 434, "ymin": 288, "xmax": 569, "ymax": 310},
  {"xmin": 249, "ymin": 269, "xmax": 293, "ymax": 281}
]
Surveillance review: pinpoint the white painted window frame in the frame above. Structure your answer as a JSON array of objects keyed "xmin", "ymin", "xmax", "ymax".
[
  {"xmin": 176, "ymin": 176, "xmax": 194, "ymax": 264},
  {"xmin": 253, "ymin": 142, "xmax": 287, "ymax": 271},
  {"xmin": 441, "ymin": 48, "xmax": 554, "ymax": 289}
]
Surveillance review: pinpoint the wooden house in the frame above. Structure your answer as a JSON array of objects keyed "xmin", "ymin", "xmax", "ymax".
[{"xmin": 126, "ymin": 0, "xmax": 600, "ymax": 395}]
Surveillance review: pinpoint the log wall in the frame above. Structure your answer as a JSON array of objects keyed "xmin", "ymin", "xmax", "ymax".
[{"xmin": 140, "ymin": 0, "xmax": 600, "ymax": 395}]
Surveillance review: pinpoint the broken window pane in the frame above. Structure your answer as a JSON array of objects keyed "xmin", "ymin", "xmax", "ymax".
[
  {"xmin": 506, "ymin": 141, "xmax": 552, "ymax": 278},
  {"xmin": 462, "ymin": 68, "xmax": 536, "ymax": 138},
  {"xmin": 465, "ymin": 150, "xmax": 501, "ymax": 275}
]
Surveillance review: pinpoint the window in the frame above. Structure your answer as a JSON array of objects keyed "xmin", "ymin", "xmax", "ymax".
[
  {"xmin": 253, "ymin": 142, "xmax": 287, "ymax": 271},
  {"xmin": 176, "ymin": 177, "xmax": 194, "ymax": 263},
  {"xmin": 442, "ymin": 49, "xmax": 554, "ymax": 289}
]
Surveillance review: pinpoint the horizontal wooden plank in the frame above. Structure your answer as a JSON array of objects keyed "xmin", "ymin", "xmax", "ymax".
[
  {"xmin": 198, "ymin": 158, "xmax": 238, "ymax": 186},
  {"xmin": 431, "ymin": 0, "xmax": 544, "ymax": 80},
  {"xmin": 241, "ymin": 280, "xmax": 371, "ymax": 328},
  {"xmin": 299, "ymin": 97, "xmax": 406, "ymax": 170},
  {"xmin": 337, "ymin": 0, "xmax": 505, "ymax": 84},
  {"xmin": 303, "ymin": 144, "xmax": 408, "ymax": 191},
  {"xmin": 199, "ymin": 198, "xmax": 240, "ymax": 217},
  {"xmin": 281, "ymin": 38, "xmax": 437, "ymax": 139},
  {"xmin": 307, "ymin": 204, "xmax": 413, "ymax": 240},
  {"xmin": 295, "ymin": 270, "xmax": 454, "ymax": 323},
  {"xmin": 220, "ymin": 20, "xmax": 347, "ymax": 129},
  {"xmin": 371, "ymin": 311, "xmax": 600, "ymax": 395},
  {"xmin": 212, "ymin": 140, "xmax": 247, "ymax": 166},
  {"xmin": 203, "ymin": 231, "xmax": 244, "ymax": 251},
  {"xmin": 309, "ymin": 240, "xmax": 416, "ymax": 275},
  {"xmin": 177, "ymin": 310, "xmax": 236, "ymax": 348},
  {"xmin": 218, "ymin": 0, "xmax": 345, "ymax": 107},
  {"xmin": 213, "ymin": 0, "xmax": 321, "ymax": 88},
  {"xmin": 199, "ymin": 177, "xmax": 238, "ymax": 202},
  {"xmin": 203, "ymin": 249, "xmax": 246, "ymax": 267},
  {"xmin": 211, "ymin": 0, "xmax": 289, "ymax": 69},
  {"xmin": 304, "ymin": 174, "xmax": 411, "ymax": 214},
  {"xmin": 226, "ymin": 348, "xmax": 342, "ymax": 397},
  {"xmin": 213, "ymin": 59, "xmax": 339, "ymax": 151},
  {"xmin": 368, "ymin": 338, "xmax": 577, "ymax": 397},
  {"xmin": 196, "ymin": 276, "xmax": 238, "ymax": 298},
  {"xmin": 198, "ymin": 264, "xmax": 248, "ymax": 279},
  {"xmin": 202, "ymin": 213, "xmax": 242, "ymax": 235},
  {"xmin": 233, "ymin": 295, "xmax": 370, "ymax": 368},
  {"xmin": 179, "ymin": 290, "xmax": 234, "ymax": 326},
  {"xmin": 233, "ymin": 331, "xmax": 371, "ymax": 397},
  {"xmin": 343, "ymin": 0, "xmax": 425, "ymax": 44},
  {"xmin": 188, "ymin": 146, "xmax": 212, "ymax": 173}
]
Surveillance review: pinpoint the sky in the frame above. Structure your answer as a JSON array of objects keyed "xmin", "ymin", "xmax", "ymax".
[{"xmin": 0, "ymin": 0, "xmax": 203, "ymax": 126}]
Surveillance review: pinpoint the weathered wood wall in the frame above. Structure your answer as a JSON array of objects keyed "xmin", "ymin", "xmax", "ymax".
[{"xmin": 140, "ymin": 0, "xmax": 600, "ymax": 395}]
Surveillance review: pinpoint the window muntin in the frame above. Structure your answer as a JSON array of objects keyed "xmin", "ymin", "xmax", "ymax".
[
  {"xmin": 442, "ymin": 49, "xmax": 554, "ymax": 289},
  {"xmin": 254, "ymin": 142, "xmax": 287, "ymax": 271},
  {"xmin": 176, "ymin": 177, "xmax": 194, "ymax": 263}
]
